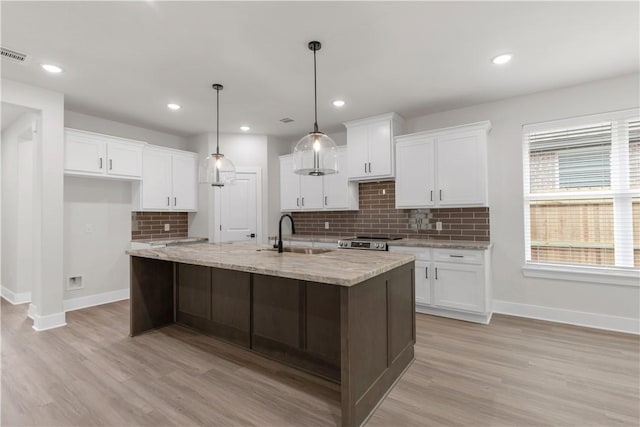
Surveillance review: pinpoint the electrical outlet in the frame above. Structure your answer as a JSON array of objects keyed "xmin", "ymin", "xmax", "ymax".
[
  {"xmin": 324, "ymin": 222, "xmax": 330, "ymax": 230},
  {"xmin": 67, "ymin": 275, "xmax": 84, "ymax": 290},
  {"xmin": 436, "ymin": 221, "xmax": 443, "ymax": 231},
  {"xmin": 164, "ymin": 224, "xmax": 170, "ymax": 231}
]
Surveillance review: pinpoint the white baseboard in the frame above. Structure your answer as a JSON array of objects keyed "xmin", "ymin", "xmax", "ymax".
[
  {"xmin": 1, "ymin": 286, "xmax": 32, "ymax": 305},
  {"xmin": 416, "ymin": 304, "xmax": 492, "ymax": 324},
  {"xmin": 493, "ymin": 300, "xmax": 639, "ymax": 335},
  {"xmin": 27, "ymin": 303, "xmax": 37, "ymax": 320},
  {"xmin": 64, "ymin": 288, "xmax": 129, "ymax": 312},
  {"xmin": 32, "ymin": 311, "xmax": 66, "ymax": 331}
]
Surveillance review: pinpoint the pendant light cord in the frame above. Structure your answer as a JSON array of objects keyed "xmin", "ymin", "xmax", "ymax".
[
  {"xmin": 216, "ymin": 86, "xmax": 220, "ymax": 155},
  {"xmin": 313, "ymin": 47, "xmax": 319, "ymax": 133}
]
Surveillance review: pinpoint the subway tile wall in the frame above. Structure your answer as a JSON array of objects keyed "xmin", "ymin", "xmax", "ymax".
[
  {"xmin": 291, "ymin": 181, "xmax": 490, "ymax": 241},
  {"xmin": 131, "ymin": 212, "xmax": 189, "ymax": 240}
]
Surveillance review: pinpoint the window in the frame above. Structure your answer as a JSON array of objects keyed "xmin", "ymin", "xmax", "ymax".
[{"xmin": 523, "ymin": 109, "xmax": 640, "ymax": 281}]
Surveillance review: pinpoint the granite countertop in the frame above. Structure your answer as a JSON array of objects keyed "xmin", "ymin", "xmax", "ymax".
[
  {"xmin": 281, "ymin": 234, "xmax": 354, "ymax": 244},
  {"xmin": 127, "ymin": 241, "xmax": 415, "ymax": 287},
  {"xmin": 389, "ymin": 239, "xmax": 492, "ymax": 250},
  {"xmin": 132, "ymin": 237, "xmax": 208, "ymax": 245}
]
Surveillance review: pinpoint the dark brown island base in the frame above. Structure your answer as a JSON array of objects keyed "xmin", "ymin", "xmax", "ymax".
[{"xmin": 128, "ymin": 242, "xmax": 416, "ymax": 427}]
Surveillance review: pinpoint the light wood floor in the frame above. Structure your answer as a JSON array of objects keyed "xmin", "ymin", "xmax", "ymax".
[{"xmin": 2, "ymin": 299, "xmax": 638, "ymax": 426}]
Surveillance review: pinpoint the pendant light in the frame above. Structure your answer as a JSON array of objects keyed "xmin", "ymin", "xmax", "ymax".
[
  {"xmin": 200, "ymin": 83, "xmax": 236, "ymax": 186},
  {"xmin": 293, "ymin": 41, "xmax": 338, "ymax": 176}
]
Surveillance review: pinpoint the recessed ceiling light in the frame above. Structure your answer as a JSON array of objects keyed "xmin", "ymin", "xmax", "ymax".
[
  {"xmin": 491, "ymin": 54, "xmax": 512, "ymax": 65},
  {"xmin": 167, "ymin": 103, "xmax": 181, "ymax": 110},
  {"xmin": 240, "ymin": 126, "xmax": 250, "ymax": 132},
  {"xmin": 332, "ymin": 100, "xmax": 345, "ymax": 107},
  {"xmin": 41, "ymin": 64, "xmax": 63, "ymax": 73}
]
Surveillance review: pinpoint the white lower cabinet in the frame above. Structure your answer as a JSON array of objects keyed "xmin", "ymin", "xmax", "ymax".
[{"xmin": 389, "ymin": 245, "xmax": 492, "ymax": 324}]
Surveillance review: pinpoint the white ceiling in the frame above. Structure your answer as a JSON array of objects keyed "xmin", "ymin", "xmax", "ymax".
[{"xmin": 1, "ymin": 1, "xmax": 638, "ymax": 139}]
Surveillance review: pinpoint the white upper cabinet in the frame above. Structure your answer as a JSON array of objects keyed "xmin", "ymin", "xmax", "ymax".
[
  {"xmin": 280, "ymin": 146, "xmax": 358, "ymax": 212},
  {"xmin": 344, "ymin": 112, "xmax": 404, "ymax": 181},
  {"xmin": 64, "ymin": 128, "xmax": 144, "ymax": 179},
  {"xmin": 132, "ymin": 146, "xmax": 198, "ymax": 212},
  {"xmin": 395, "ymin": 121, "xmax": 491, "ymax": 208}
]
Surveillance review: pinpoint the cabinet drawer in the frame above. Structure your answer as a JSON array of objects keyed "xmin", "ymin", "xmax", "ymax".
[
  {"xmin": 432, "ymin": 249, "xmax": 483, "ymax": 265},
  {"xmin": 389, "ymin": 246, "xmax": 431, "ymax": 261}
]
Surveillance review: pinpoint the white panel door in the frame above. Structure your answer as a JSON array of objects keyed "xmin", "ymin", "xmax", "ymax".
[
  {"xmin": 347, "ymin": 125, "xmax": 369, "ymax": 179},
  {"xmin": 220, "ymin": 172, "xmax": 258, "ymax": 242},
  {"xmin": 323, "ymin": 149, "xmax": 349, "ymax": 209},
  {"xmin": 64, "ymin": 132, "xmax": 105, "ymax": 175},
  {"xmin": 279, "ymin": 156, "xmax": 301, "ymax": 211},
  {"xmin": 106, "ymin": 140, "xmax": 143, "ymax": 178},
  {"xmin": 415, "ymin": 260, "xmax": 432, "ymax": 305},
  {"xmin": 172, "ymin": 153, "xmax": 198, "ymax": 211},
  {"xmin": 432, "ymin": 263, "xmax": 485, "ymax": 313},
  {"xmin": 395, "ymin": 138, "xmax": 436, "ymax": 208},
  {"xmin": 367, "ymin": 120, "xmax": 392, "ymax": 178},
  {"xmin": 142, "ymin": 149, "xmax": 173, "ymax": 210},
  {"xmin": 437, "ymin": 133, "xmax": 485, "ymax": 206}
]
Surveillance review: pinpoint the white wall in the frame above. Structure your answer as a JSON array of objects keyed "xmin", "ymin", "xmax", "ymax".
[
  {"xmin": 1, "ymin": 112, "xmax": 37, "ymax": 302},
  {"xmin": 267, "ymin": 136, "xmax": 294, "ymax": 238},
  {"xmin": 65, "ymin": 110, "xmax": 189, "ymax": 150},
  {"xmin": 403, "ymin": 73, "xmax": 640, "ymax": 326},
  {"xmin": 63, "ymin": 177, "xmax": 131, "ymax": 301},
  {"xmin": 2, "ymin": 79, "xmax": 65, "ymax": 330}
]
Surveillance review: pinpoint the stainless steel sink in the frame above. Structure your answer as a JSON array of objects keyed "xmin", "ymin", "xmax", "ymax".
[{"xmin": 261, "ymin": 247, "xmax": 334, "ymax": 255}]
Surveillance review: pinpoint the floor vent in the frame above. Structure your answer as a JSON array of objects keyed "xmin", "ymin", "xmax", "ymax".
[
  {"xmin": 1, "ymin": 47, "xmax": 28, "ymax": 63},
  {"xmin": 280, "ymin": 117, "xmax": 294, "ymax": 123}
]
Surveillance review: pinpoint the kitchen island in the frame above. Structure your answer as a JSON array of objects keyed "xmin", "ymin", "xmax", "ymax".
[{"xmin": 128, "ymin": 241, "xmax": 416, "ymax": 427}]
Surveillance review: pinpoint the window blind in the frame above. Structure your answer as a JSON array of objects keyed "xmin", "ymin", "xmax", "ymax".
[{"xmin": 524, "ymin": 113, "xmax": 639, "ymax": 270}]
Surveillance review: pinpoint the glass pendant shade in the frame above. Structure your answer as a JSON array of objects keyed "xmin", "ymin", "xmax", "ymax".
[
  {"xmin": 199, "ymin": 152, "xmax": 236, "ymax": 187},
  {"xmin": 293, "ymin": 132, "xmax": 338, "ymax": 176}
]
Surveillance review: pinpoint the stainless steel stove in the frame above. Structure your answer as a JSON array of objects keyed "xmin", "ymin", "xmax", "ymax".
[{"xmin": 337, "ymin": 236, "xmax": 402, "ymax": 251}]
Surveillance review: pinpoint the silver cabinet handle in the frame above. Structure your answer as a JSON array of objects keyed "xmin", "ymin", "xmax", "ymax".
[
  {"xmin": 324, "ymin": 196, "xmax": 328, "ymax": 206},
  {"xmin": 440, "ymin": 190, "xmax": 443, "ymax": 201},
  {"xmin": 296, "ymin": 197, "xmax": 299, "ymax": 207},
  {"xmin": 109, "ymin": 159, "xmax": 113, "ymax": 170},
  {"xmin": 430, "ymin": 190, "xmax": 433, "ymax": 201},
  {"xmin": 301, "ymin": 197, "xmax": 305, "ymax": 206},
  {"xmin": 425, "ymin": 267, "xmax": 428, "ymax": 279},
  {"xmin": 435, "ymin": 268, "xmax": 438, "ymax": 280},
  {"xmin": 449, "ymin": 255, "xmax": 464, "ymax": 258},
  {"xmin": 99, "ymin": 157, "xmax": 103, "ymax": 169},
  {"xmin": 364, "ymin": 163, "xmax": 367, "ymax": 174},
  {"xmin": 368, "ymin": 162, "xmax": 371, "ymax": 173},
  {"xmin": 174, "ymin": 197, "xmax": 177, "ymax": 206},
  {"xmin": 167, "ymin": 197, "xmax": 170, "ymax": 206}
]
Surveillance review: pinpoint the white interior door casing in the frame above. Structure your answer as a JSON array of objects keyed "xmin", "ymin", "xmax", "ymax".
[
  {"xmin": 107, "ymin": 140, "xmax": 142, "ymax": 178},
  {"xmin": 396, "ymin": 138, "xmax": 436, "ymax": 208},
  {"xmin": 219, "ymin": 171, "xmax": 258, "ymax": 242}
]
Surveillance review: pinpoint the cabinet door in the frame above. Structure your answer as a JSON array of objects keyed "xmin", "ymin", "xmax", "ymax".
[
  {"xmin": 172, "ymin": 153, "xmax": 198, "ymax": 211},
  {"xmin": 279, "ymin": 156, "xmax": 301, "ymax": 211},
  {"xmin": 323, "ymin": 149, "xmax": 350, "ymax": 209},
  {"xmin": 395, "ymin": 139, "xmax": 435, "ymax": 208},
  {"xmin": 64, "ymin": 132, "xmax": 105, "ymax": 175},
  {"xmin": 415, "ymin": 260, "xmax": 432, "ymax": 305},
  {"xmin": 106, "ymin": 140, "xmax": 143, "ymax": 178},
  {"xmin": 432, "ymin": 263, "xmax": 485, "ymax": 313},
  {"xmin": 437, "ymin": 133, "xmax": 486, "ymax": 206},
  {"xmin": 142, "ymin": 149, "xmax": 173, "ymax": 210},
  {"xmin": 300, "ymin": 174, "xmax": 324, "ymax": 210},
  {"xmin": 367, "ymin": 120, "xmax": 393, "ymax": 178},
  {"xmin": 347, "ymin": 125, "xmax": 369, "ymax": 179}
]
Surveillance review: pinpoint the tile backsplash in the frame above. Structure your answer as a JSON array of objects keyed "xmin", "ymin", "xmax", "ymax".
[
  {"xmin": 131, "ymin": 212, "xmax": 188, "ymax": 240},
  {"xmin": 291, "ymin": 181, "xmax": 489, "ymax": 241}
]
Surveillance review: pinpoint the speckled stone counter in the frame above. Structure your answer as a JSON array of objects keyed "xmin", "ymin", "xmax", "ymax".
[
  {"xmin": 128, "ymin": 241, "xmax": 415, "ymax": 287},
  {"xmin": 131, "ymin": 236, "xmax": 208, "ymax": 245},
  {"xmin": 389, "ymin": 239, "xmax": 492, "ymax": 250}
]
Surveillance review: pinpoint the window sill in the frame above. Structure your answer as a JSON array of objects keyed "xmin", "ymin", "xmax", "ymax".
[{"xmin": 522, "ymin": 263, "xmax": 640, "ymax": 287}]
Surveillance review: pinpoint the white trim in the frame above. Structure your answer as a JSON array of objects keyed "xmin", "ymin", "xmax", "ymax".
[
  {"xmin": 395, "ymin": 120, "xmax": 492, "ymax": 143},
  {"xmin": 522, "ymin": 263, "xmax": 640, "ymax": 287},
  {"xmin": 63, "ymin": 288, "xmax": 129, "ymax": 312},
  {"xmin": 0, "ymin": 287, "xmax": 31, "ymax": 304},
  {"xmin": 523, "ymin": 108, "xmax": 640, "ymax": 134},
  {"xmin": 32, "ymin": 311, "xmax": 66, "ymax": 331},
  {"xmin": 27, "ymin": 303, "xmax": 37, "ymax": 320},
  {"xmin": 493, "ymin": 300, "xmax": 639, "ymax": 335},
  {"xmin": 416, "ymin": 304, "xmax": 492, "ymax": 325}
]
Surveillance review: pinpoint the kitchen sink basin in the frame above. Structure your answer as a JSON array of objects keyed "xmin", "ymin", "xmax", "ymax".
[{"xmin": 261, "ymin": 247, "xmax": 334, "ymax": 255}]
